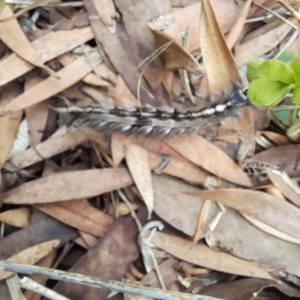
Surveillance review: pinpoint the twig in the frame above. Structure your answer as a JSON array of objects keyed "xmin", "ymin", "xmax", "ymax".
[
  {"xmin": 19, "ymin": 276, "xmax": 71, "ymax": 300},
  {"xmin": 0, "ymin": 261, "xmax": 224, "ymax": 300},
  {"xmin": 254, "ymin": 1, "xmax": 297, "ymax": 29}
]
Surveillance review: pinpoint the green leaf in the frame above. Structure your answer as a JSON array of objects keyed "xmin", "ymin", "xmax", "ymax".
[
  {"xmin": 257, "ymin": 60, "xmax": 295, "ymax": 84},
  {"xmin": 277, "ymin": 50, "xmax": 296, "ymax": 63},
  {"xmin": 248, "ymin": 79, "xmax": 290, "ymax": 107},
  {"xmin": 291, "ymin": 56, "xmax": 300, "ymax": 84},
  {"xmin": 293, "ymin": 85, "xmax": 300, "ymax": 104},
  {"xmin": 246, "ymin": 58, "xmax": 265, "ymax": 83}
]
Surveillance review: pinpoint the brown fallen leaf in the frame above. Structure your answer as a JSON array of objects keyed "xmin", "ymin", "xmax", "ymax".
[
  {"xmin": 193, "ymin": 199, "xmax": 213, "ymax": 244},
  {"xmin": 0, "ymin": 51, "xmax": 101, "ymax": 114},
  {"xmin": 188, "ymin": 188, "xmax": 300, "ymax": 241},
  {"xmin": 267, "ymin": 170, "xmax": 300, "ymax": 207},
  {"xmin": 153, "ymin": 174, "xmax": 219, "ymax": 237},
  {"xmin": 24, "ymin": 77, "xmax": 50, "ymax": 147},
  {"xmin": 208, "ymin": 208, "xmax": 300, "ymax": 278},
  {"xmin": 0, "ymin": 111, "xmax": 22, "ymax": 168},
  {"xmin": 2, "ymin": 168, "xmax": 133, "ymax": 204},
  {"xmin": 251, "ymin": 144, "xmax": 300, "ymax": 177},
  {"xmin": 0, "ymin": 240, "xmax": 60, "ymax": 280},
  {"xmin": 54, "ymin": 217, "xmax": 138, "ymax": 299},
  {"xmin": 235, "ymin": 20, "xmax": 293, "ymax": 66},
  {"xmin": 0, "ymin": 5, "xmax": 57, "ymax": 77},
  {"xmin": 202, "ymin": 277, "xmax": 300, "ymax": 299},
  {"xmin": 151, "ymin": 231, "xmax": 273, "ymax": 279},
  {"xmin": 9, "ymin": 129, "xmax": 87, "ymax": 168},
  {"xmin": 148, "ymin": 1, "xmax": 244, "ymax": 53},
  {"xmin": 147, "ymin": 151, "xmax": 208, "ymax": 185},
  {"xmin": 225, "ymin": 0, "xmax": 253, "ymax": 49},
  {"xmin": 90, "ymin": 0, "xmax": 117, "ymax": 29},
  {"xmin": 126, "ymin": 144, "xmax": 154, "ymax": 219},
  {"xmin": 200, "ymin": 0, "xmax": 241, "ymax": 94},
  {"xmin": 0, "ymin": 27, "xmax": 93, "ymax": 86},
  {"xmin": 36, "ymin": 202, "xmax": 112, "ymax": 237},
  {"xmin": 0, "ymin": 213, "xmax": 77, "ymax": 261},
  {"xmin": 166, "ymin": 134, "xmax": 252, "ymax": 187}
]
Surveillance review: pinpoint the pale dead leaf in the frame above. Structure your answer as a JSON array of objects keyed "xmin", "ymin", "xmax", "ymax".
[
  {"xmin": 110, "ymin": 76, "xmax": 139, "ymax": 106},
  {"xmin": 166, "ymin": 134, "xmax": 252, "ymax": 187},
  {"xmin": 0, "ymin": 27, "xmax": 93, "ymax": 86},
  {"xmin": 0, "ymin": 51, "xmax": 101, "ymax": 114},
  {"xmin": 151, "ymin": 232, "xmax": 272, "ymax": 279},
  {"xmin": 193, "ymin": 199, "xmax": 213, "ymax": 243},
  {"xmin": 25, "ymin": 100, "xmax": 49, "ymax": 147},
  {"xmin": 3, "ymin": 168, "xmax": 133, "ymax": 204},
  {"xmin": 152, "ymin": 174, "xmax": 218, "ymax": 238},
  {"xmin": 10, "ymin": 129, "xmax": 87, "ymax": 169},
  {"xmin": 200, "ymin": 0, "xmax": 241, "ymax": 94},
  {"xmin": 267, "ymin": 170, "xmax": 300, "ymax": 207},
  {"xmin": 0, "ymin": 5, "xmax": 56, "ymax": 77},
  {"xmin": 0, "ymin": 208, "xmax": 31, "ymax": 228},
  {"xmin": 235, "ymin": 20, "xmax": 293, "ymax": 66},
  {"xmin": 90, "ymin": 0, "xmax": 117, "ymax": 29},
  {"xmin": 147, "ymin": 151, "xmax": 208, "ymax": 185},
  {"xmin": 36, "ymin": 202, "xmax": 112, "ymax": 237},
  {"xmin": 188, "ymin": 189, "xmax": 300, "ymax": 242},
  {"xmin": 126, "ymin": 144, "xmax": 153, "ymax": 219},
  {"xmin": 148, "ymin": 1, "xmax": 243, "ymax": 53},
  {"xmin": 0, "ymin": 111, "xmax": 22, "ymax": 168},
  {"xmin": 111, "ymin": 132, "xmax": 129, "ymax": 166},
  {"xmin": 226, "ymin": 0, "xmax": 252, "ymax": 49},
  {"xmin": 242, "ymin": 213, "xmax": 300, "ymax": 245},
  {"xmin": 0, "ymin": 240, "xmax": 60, "ymax": 280}
]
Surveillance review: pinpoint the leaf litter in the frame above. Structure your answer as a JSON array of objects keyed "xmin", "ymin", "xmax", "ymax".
[{"xmin": 1, "ymin": 1, "xmax": 300, "ymax": 300}]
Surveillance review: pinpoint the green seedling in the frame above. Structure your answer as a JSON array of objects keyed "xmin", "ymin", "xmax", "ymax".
[{"xmin": 246, "ymin": 54, "xmax": 300, "ymax": 140}]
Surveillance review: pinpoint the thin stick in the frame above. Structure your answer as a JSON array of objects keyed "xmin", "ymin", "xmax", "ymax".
[{"xmin": 0, "ymin": 261, "xmax": 224, "ymax": 300}]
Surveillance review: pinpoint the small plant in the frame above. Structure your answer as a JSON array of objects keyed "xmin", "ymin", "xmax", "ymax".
[
  {"xmin": 247, "ymin": 54, "xmax": 300, "ymax": 140},
  {"xmin": 247, "ymin": 56, "xmax": 300, "ymax": 107}
]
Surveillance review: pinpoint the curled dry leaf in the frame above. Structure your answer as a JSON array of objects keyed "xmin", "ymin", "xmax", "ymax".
[
  {"xmin": 166, "ymin": 134, "xmax": 252, "ymax": 187},
  {"xmin": 0, "ymin": 240, "xmax": 60, "ymax": 280},
  {"xmin": 151, "ymin": 232, "xmax": 272, "ymax": 279},
  {"xmin": 148, "ymin": 1, "xmax": 243, "ymax": 53},
  {"xmin": 200, "ymin": 0, "xmax": 241, "ymax": 94},
  {"xmin": 3, "ymin": 168, "xmax": 133, "ymax": 204},
  {"xmin": 125, "ymin": 144, "xmax": 154, "ymax": 219},
  {"xmin": 152, "ymin": 29, "xmax": 201, "ymax": 73},
  {"xmin": 267, "ymin": 170, "xmax": 300, "ymax": 207},
  {"xmin": 188, "ymin": 188, "xmax": 300, "ymax": 242}
]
